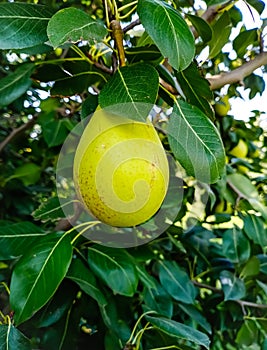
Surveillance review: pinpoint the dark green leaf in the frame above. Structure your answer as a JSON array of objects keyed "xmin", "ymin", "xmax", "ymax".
[
  {"xmin": 51, "ymin": 71, "xmax": 106, "ymax": 97},
  {"xmin": 87, "ymin": 245, "xmax": 138, "ymax": 297},
  {"xmin": 168, "ymin": 99, "xmax": 225, "ymax": 183},
  {"xmin": 125, "ymin": 45, "xmax": 162, "ymax": 65},
  {"xmin": 10, "ymin": 232, "xmax": 72, "ymax": 325},
  {"xmin": 47, "ymin": 7, "xmax": 107, "ymax": 48},
  {"xmin": 0, "ymin": 324, "xmax": 32, "ymax": 350},
  {"xmin": 158, "ymin": 260, "xmax": 196, "ymax": 304},
  {"xmin": 32, "ymin": 280, "xmax": 77, "ymax": 328},
  {"xmin": 143, "ymin": 279, "xmax": 173, "ymax": 318},
  {"xmin": 222, "ymin": 227, "xmax": 250, "ymax": 264},
  {"xmin": 220, "ymin": 270, "xmax": 246, "ymax": 300},
  {"xmin": 0, "ymin": 64, "xmax": 34, "ymax": 107},
  {"xmin": 81, "ymin": 94, "xmax": 99, "ymax": 119},
  {"xmin": 32, "ymin": 197, "xmax": 65, "ymax": 222},
  {"xmin": 40, "ymin": 119, "xmax": 69, "ymax": 147},
  {"xmin": 206, "ymin": 0, "xmax": 230, "ymax": 4},
  {"xmin": 243, "ymin": 214, "xmax": 267, "ymax": 246},
  {"xmin": 187, "ymin": 14, "xmax": 212, "ymax": 43},
  {"xmin": 137, "ymin": 0, "xmax": 195, "ymax": 71},
  {"xmin": 233, "ymin": 29, "xmax": 258, "ymax": 57},
  {"xmin": 178, "ymin": 304, "xmax": 212, "ymax": 334},
  {"xmin": 0, "ymin": 3, "xmax": 53, "ymax": 49},
  {"xmin": 246, "ymin": 0, "xmax": 265, "ymax": 14},
  {"xmin": 136, "ymin": 264, "xmax": 157, "ymax": 290},
  {"xmin": 257, "ymin": 254, "xmax": 267, "ymax": 274},
  {"xmin": 209, "ymin": 12, "xmax": 232, "ymax": 58},
  {"xmin": 146, "ymin": 315, "xmax": 210, "ymax": 349},
  {"xmin": 175, "ymin": 62, "xmax": 214, "ymax": 119},
  {"xmin": 67, "ymin": 258, "xmax": 107, "ymax": 306},
  {"xmin": 99, "ymin": 63, "xmax": 159, "ymax": 121},
  {"xmin": 244, "ymin": 73, "xmax": 265, "ymax": 99},
  {"xmin": 0, "ymin": 222, "xmax": 46, "ymax": 260}
]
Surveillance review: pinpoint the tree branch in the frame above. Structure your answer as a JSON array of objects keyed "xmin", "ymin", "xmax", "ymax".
[
  {"xmin": 123, "ymin": 19, "xmax": 141, "ymax": 33},
  {"xmin": 0, "ymin": 115, "xmax": 38, "ymax": 154},
  {"xmin": 207, "ymin": 52, "xmax": 267, "ymax": 90}
]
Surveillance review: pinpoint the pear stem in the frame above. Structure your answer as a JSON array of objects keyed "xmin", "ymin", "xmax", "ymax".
[{"xmin": 110, "ymin": 20, "xmax": 126, "ymax": 67}]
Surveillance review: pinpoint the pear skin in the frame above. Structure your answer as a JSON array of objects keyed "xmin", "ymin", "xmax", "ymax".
[{"xmin": 74, "ymin": 110, "xmax": 169, "ymax": 227}]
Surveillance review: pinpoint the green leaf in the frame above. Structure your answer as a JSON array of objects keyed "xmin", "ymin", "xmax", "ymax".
[
  {"xmin": 220, "ymin": 270, "xmax": 246, "ymax": 300},
  {"xmin": 236, "ymin": 320, "xmax": 258, "ymax": 346},
  {"xmin": 47, "ymin": 7, "xmax": 107, "ymax": 48},
  {"xmin": 227, "ymin": 173, "xmax": 267, "ymax": 220},
  {"xmin": 209, "ymin": 12, "xmax": 232, "ymax": 58},
  {"xmin": 178, "ymin": 304, "xmax": 212, "ymax": 334},
  {"xmin": 233, "ymin": 29, "xmax": 258, "ymax": 57},
  {"xmin": 32, "ymin": 197, "xmax": 65, "ymax": 222},
  {"xmin": 243, "ymin": 214, "xmax": 267, "ymax": 246},
  {"xmin": 10, "ymin": 232, "xmax": 72, "ymax": 325},
  {"xmin": 40, "ymin": 119, "xmax": 69, "ymax": 147},
  {"xmin": 146, "ymin": 315, "xmax": 210, "ymax": 349},
  {"xmin": 125, "ymin": 45, "xmax": 162, "ymax": 65},
  {"xmin": 175, "ymin": 62, "xmax": 214, "ymax": 120},
  {"xmin": 99, "ymin": 63, "xmax": 159, "ymax": 121},
  {"xmin": 246, "ymin": 0, "xmax": 265, "ymax": 14},
  {"xmin": 158, "ymin": 260, "xmax": 196, "ymax": 304},
  {"xmin": 81, "ymin": 93, "xmax": 99, "ymax": 119},
  {"xmin": 10, "ymin": 162, "xmax": 41, "ymax": 186},
  {"xmin": 258, "ymin": 254, "xmax": 267, "ymax": 274},
  {"xmin": 32, "ymin": 280, "xmax": 77, "ymax": 328},
  {"xmin": 244, "ymin": 73, "xmax": 265, "ymax": 99},
  {"xmin": 222, "ymin": 227, "xmax": 251, "ymax": 264},
  {"xmin": 0, "ymin": 324, "xmax": 32, "ymax": 350},
  {"xmin": 143, "ymin": 280, "xmax": 173, "ymax": 318},
  {"xmin": 67, "ymin": 258, "xmax": 107, "ymax": 306},
  {"xmin": 240, "ymin": 256, "xmax": 260, "ymax": 279},
  {"xmin": 167, "ymin": 99, "xmax": 225, "ymax": 183},
  {"xmin": 87, "ymin": 245, "xmax": 138, "ymax": 297},
  {"xmin": 136, "ymin": 264, "xmax": 157, "ymax": 290},
  {"xmin": 0, "ymin": 64, "xmax": 34, "ymax": 107},
  {"xmin": 0, "ymin": 222, "xmax": 46, "ymax": 260},
  {"xmin": 137, "ymin": 0, "xmax": 195, "ymax": 71},
  {"xmin": 0, "ymin": 3, "xmax": 53, "ymax": 49},
  {"xmin": 186, "ymin": 14, "xmax": 212, "ymax": 43}
]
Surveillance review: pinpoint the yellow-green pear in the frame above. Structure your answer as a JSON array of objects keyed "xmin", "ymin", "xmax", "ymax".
[
  {"xmin": 229, "ymin": 139, "xmax": 248, "ymax": 158},
  {"xmin": 214, "ymin": 95, "xmax": 231, "ymax": 116},
  {"xmin": 73, "ymin": 109, "xmax": 169, "ymax": 227}
]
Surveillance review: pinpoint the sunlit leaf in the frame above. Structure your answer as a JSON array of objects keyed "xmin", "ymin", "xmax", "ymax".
[
  {"xmin": 209, "ymin": 12, "xmax": 232, "ymax": 58},
  {"xmin": 168, "ymin": 99, "xmax": 225, "ymax": 183},
  {"xmin": 175, "ymin": 62, "xmax": 214, "ymax": 119},
  {"xmin": 0, "ymin": 3, "xmax": 53, "ymax": 49},
  {"xmin": 99, "ymin": 63, "xmax": 159, "ymax": 121},
  {"xmin": 137, "ymin": 0, "xmax": 195, "ymax": 71},
  {"xmin": 47, "ymin": 7, "xmax": 107, "ymax": 48}
]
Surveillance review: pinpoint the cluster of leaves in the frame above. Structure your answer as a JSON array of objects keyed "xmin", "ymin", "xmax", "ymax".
[{"xmin": 0, "ymin": 0, "xmax": 267, "ymax": 349}]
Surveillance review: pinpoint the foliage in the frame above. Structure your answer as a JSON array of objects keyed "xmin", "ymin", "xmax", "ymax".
[{"xmin": 0, "ymin": 0, "xmax": 267, "ymax": 349}]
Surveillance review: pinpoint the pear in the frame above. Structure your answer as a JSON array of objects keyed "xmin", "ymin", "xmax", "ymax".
[{"xmin": 73, "ymin": 109, "xmax": 169, "ymax": 227}]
